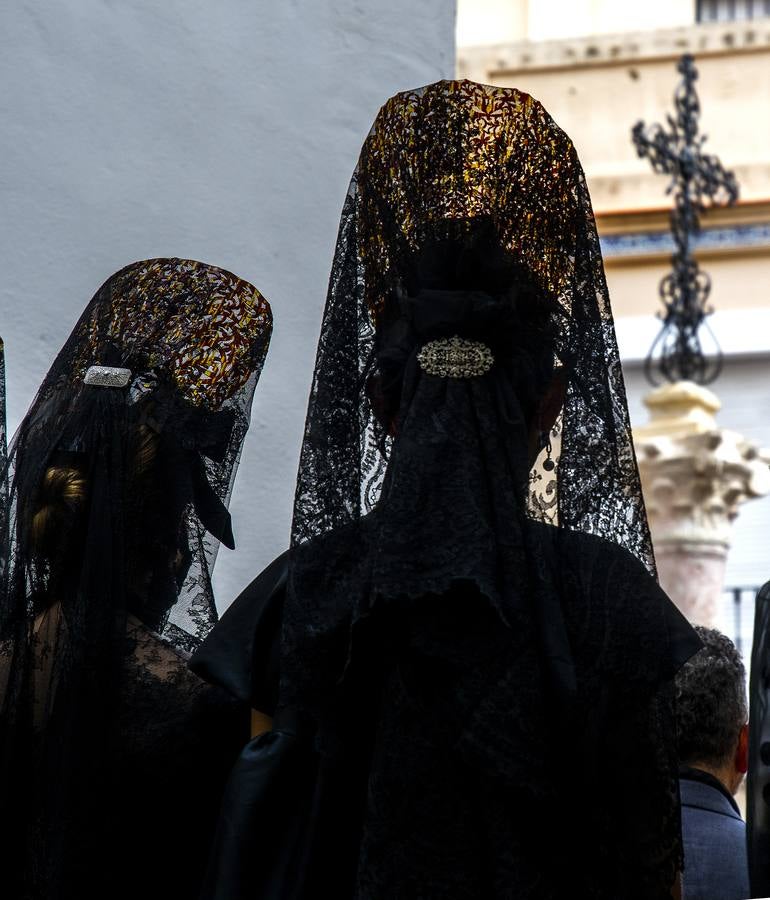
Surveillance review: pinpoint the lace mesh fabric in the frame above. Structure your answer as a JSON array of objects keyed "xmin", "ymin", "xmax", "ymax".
[
  {"xmin": 291, "ymin": 79, "xmax": 653, "ymax": 571},
  {"xmin": 0, "ymin": 258, "xmax": 271, "ymax": 897},
  {"xmin": 281, "ymin": 81, "xmax": 684, "ymax": 897}
]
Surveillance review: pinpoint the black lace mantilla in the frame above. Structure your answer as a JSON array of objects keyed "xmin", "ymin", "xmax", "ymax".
[
  {"xmin": 0, "ymin": 258, "xmax": 271, "ymax": 898},
  {"xmin": 277, "ymin": 80, "xmax": 696, "ymax": 898}
]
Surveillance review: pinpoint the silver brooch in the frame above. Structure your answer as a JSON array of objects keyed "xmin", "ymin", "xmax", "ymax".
[
  {"xmin": 84, "ymin": 365, "xmax": 132, "ymax": 388},
  {"xmin": 417, "ymin": 336, "xmax": 494, "ymax": 379}
]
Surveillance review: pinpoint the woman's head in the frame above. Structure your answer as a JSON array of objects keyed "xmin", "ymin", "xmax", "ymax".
[
  {"xmin": 368, "ymin": 221, "xmax": 563, "ymax": 443},
  {"xmin": 12, "ymin": 257, "xmax": 268, "ymax": 629}
]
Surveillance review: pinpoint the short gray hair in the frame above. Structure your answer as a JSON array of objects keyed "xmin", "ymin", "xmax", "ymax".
[{"xmin": 675, "ymin": 626, "xmax": 748, "ymax": 768}]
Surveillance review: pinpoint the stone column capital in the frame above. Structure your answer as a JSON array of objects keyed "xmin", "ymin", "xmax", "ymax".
[{"xmin": 633, "ymin": 380, "xmax": 770, "ymax": 624}]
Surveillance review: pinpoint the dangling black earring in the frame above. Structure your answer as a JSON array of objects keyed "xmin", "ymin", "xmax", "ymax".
[{"xmin": 542, "ymin": 430, "xmax": 555, "ymax": 472}]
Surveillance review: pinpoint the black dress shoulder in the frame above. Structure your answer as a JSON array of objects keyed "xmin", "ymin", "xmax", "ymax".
[
  {"xmin": 190, "ymin": 549, "xmax": 288, "ymax": 714},
  {"xmin": 190, "ymin": 525, "xmax": 700, "ymax": 900}
]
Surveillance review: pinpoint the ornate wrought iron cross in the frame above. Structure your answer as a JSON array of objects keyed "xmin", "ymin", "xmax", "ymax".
[{"xmin": 632, "ymin": 54, "xmax": 739, "ymax": 385}]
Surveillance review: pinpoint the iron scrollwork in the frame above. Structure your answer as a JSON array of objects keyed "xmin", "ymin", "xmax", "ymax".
[{"xmin": 632, "ymin": 54, "xmax": 739, "ymax": 385}]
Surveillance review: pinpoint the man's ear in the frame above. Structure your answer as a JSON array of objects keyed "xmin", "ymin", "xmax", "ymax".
[
  {"xmin": 538, "ymin": 369, "xmax": 567, "ymax": 435},
  {"xmin": 735, "ymin": 722, "xmax": 749, "ymax": 775}
]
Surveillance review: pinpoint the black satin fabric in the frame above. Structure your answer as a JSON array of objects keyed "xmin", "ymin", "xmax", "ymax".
[
  {"xmin": 191, "ymin": 522, "xmax": 700, "ymax": 900},
  {"xmin": 192, "ymin": 553, "xmax": 381, "ymax": 900}
]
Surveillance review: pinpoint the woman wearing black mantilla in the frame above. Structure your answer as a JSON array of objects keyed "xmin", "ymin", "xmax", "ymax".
[
  {"xmin": 192, "ymin": 81, "xmax": 701, "ymax": 899},
  {"xmin": 0, "ymin": 259, "xmax": 272, "ymax": 899}
]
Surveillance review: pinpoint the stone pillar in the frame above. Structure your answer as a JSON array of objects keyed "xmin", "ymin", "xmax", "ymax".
[{"xmin": 634, "ymin": 381, "xmax": 770, "ymax": 625}]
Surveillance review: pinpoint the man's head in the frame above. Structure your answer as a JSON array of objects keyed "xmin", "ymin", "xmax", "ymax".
[{"xmin": 675, "ymin": 626, "xmax": 749, "ymax": 795}]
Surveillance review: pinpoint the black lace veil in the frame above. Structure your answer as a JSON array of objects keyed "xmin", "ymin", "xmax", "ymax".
[
  {"xmin": 281, "ymin": 80, "xmax": 655, "ymax": 714},
  {"xmin": 268, "ymin": 79, "xmax": 696, "ymax": 900},
  {"xmin": 0, "ymin": 258, "xmax": 272, "ymax": 896}
]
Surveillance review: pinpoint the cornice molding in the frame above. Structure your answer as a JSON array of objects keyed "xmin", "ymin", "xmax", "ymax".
[{"xmin": 458, "ymin": 20, "xmax": 770, "ymax": 80}]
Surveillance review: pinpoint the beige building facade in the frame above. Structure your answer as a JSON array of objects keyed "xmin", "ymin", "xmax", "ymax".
[{"xmin": 458, "ymin": 1, "xmax": 770, "ymax": 640}]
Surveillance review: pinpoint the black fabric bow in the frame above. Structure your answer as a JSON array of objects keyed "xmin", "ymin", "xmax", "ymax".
[
  {"xmin": 407, "ymin": 288, "xmax": 519, "ymax": 344},
  {"xmin": 134, "ymin": 383, "xmax": 237, "ymax": 549}
]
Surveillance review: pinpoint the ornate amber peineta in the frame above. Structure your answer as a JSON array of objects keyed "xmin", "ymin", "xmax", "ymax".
[
  {"xmin": 73, "ymin": 258, "xmax": 272, "ymax": 409},
  {"xmin": 355, "ymin": 79, "xmax": 580, "ymax": 324}
]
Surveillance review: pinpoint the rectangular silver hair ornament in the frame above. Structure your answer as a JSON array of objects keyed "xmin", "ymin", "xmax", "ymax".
[{"xmin": 84, "ymin": 365, "xmax": 132, "ymax": 388}]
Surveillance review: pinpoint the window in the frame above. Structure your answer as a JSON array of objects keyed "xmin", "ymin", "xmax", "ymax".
[{"xmin": 697, "ymin": 0, "xmax": 770, "ymax": 21}]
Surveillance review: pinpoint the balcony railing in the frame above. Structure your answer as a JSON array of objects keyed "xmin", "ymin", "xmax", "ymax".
[
  {"xmin": 697, "ymin": 0, "xmax": 770, "ymax": 22},
  {"xmin": 719, "ymin": 585, "xmax": 760, "ymax": 656},
  {"xmin": 712, "ymin": 583, "xmax": 768, "ymax": 698}
]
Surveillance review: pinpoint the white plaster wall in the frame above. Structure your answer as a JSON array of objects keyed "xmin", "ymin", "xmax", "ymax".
[{"xmin": 0, "ymin": 0, "xmax": 455, "ymax": 610}]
